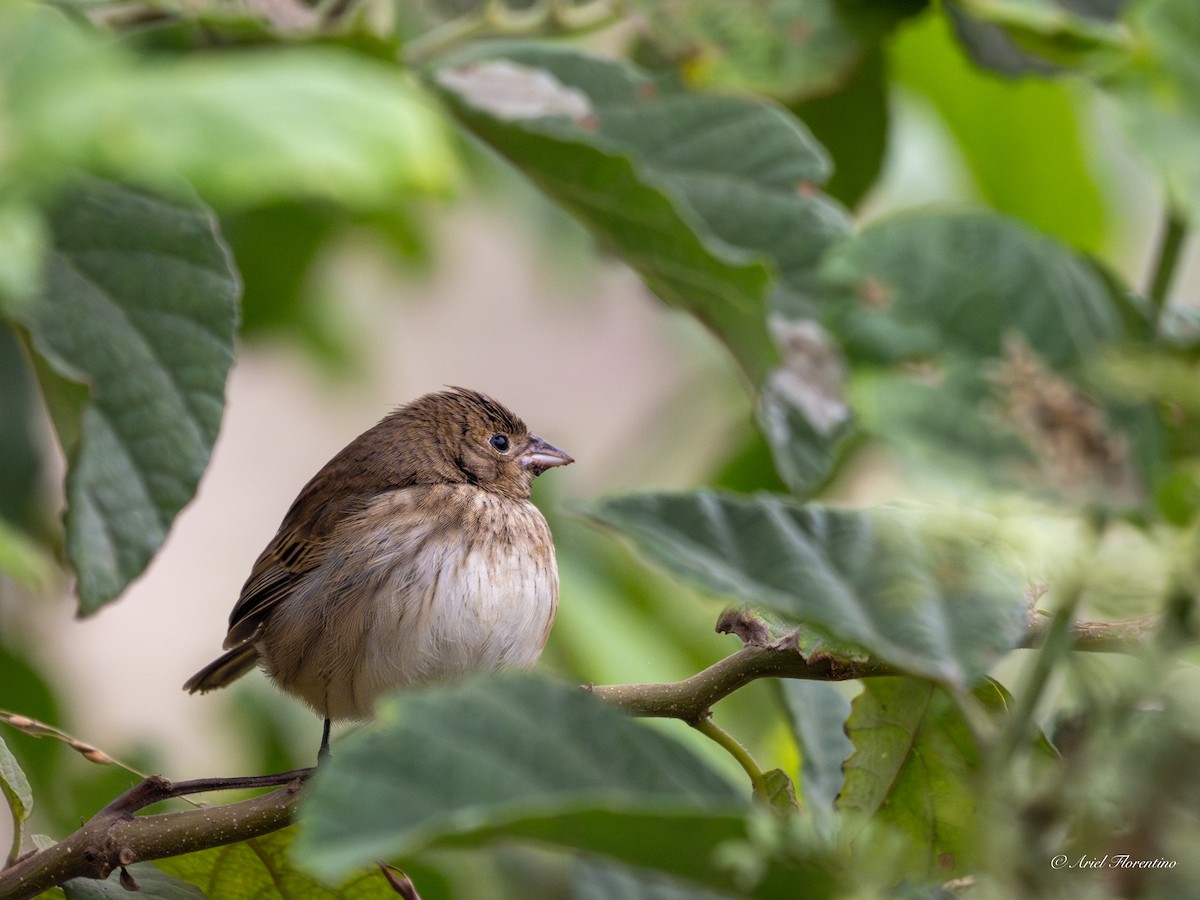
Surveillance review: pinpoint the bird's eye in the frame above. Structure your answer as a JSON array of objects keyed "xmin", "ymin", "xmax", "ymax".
[{"xmin": 489, "ymin": 433, "xmax": 510, "ymax": 452}]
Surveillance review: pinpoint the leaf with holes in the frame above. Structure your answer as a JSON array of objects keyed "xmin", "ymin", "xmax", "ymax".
[
  {"xmin": 586, "ymin": 492, "xmax": 1026, "ymax": 689},
  {"xmin": 16, "ymin": 179, "xmax": 239, "ymax": 614}
]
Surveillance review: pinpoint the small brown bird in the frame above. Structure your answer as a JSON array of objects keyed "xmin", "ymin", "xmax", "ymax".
[{"xmin": 184, "ymin": 388, "xmax": 572, "ymax": 757}]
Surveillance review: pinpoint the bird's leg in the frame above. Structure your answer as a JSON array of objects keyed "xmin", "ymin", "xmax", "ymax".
[{"xmin": 318, "ymin": 717, "xmax": 332, "ymax": 763}]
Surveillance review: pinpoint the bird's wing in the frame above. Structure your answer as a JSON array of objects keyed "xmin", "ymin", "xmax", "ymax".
[{"xmin": 222, "ymin": 477, "xmax": 370, "ymax": 649}]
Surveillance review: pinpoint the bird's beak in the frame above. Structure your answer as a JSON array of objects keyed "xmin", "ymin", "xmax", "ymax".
[{"xmin": 521, "ymin": 435, "xmax": 574, "ymax": 476}]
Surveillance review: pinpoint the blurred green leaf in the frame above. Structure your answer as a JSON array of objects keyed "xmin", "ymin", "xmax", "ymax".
[
  {"xmin": 630, "ymin": 0, "xmax": 925, "ymax": 101},
  {"xmin": 761, "ymin": 768, "xmax": 802, "ymax": 816},
  {"xmin": 891, "ymin": 12, "xmax": 1109, "ymax": 251},
  {"xmin": 0, "ymin": 200, "xmax": 47, "ymax": 311},
  {"xmin": 778, "ymin": 681, "xmax": 853, "ymax": 828},
  {"xmin": 1107, "ymin": 0, "xmax": 1200, "ymax": 226},
  {"xmin": 586, "ymin": 492, "xmax": 1027, "ymax": 689},
  {"xmin": 157, "ymin": 825, "xmax": 442, "ymax": 900},
  {"xmin": 1, "ymin": 733, "xmax": 32, "ymax": 865},
  {"xmin": 0, "ymin": 518, "xmax": 54, "ymax": 587},
  {"xmin": 434, "ymin": 45, "xmax": 825, "ymax": 383},
  {"xmin": 2, "ymin": 5, "xmax": 456, "ymax": 210},
  {"xmin": 434, "ymin": 45, "xmax": 853, "ymax": 493},
  {"xmin": 0, "ymin": 329, "xmax": 43, "ymax": 530},
  {"xmin": 790, "ymin": 48, "xmax": 889, "ymax": 209},
  {"xmin": 838, "ymin": 677, "xmax": 982, "ymax": 880},
  {"xmin": 818, "ymin": 210, "xmax": 1159, "ymax": 503},
  {"xmin": 820, "ymin": 210, "xmax": 1123, "ymax": 366},
  {"xmin": 0, "ymin": 645, "xmax": 65, "ymax": 826},
  {"xmin": 297, "ymin": 675, "xmax": 750, "ymax": 888},
  {"xmin": 572, "ymin": 857, "xmax": 742, "ymax": 900},
  {"xmin": 16, "ymin": 179, "xmax": 239, "ymax": 615},
  {"xmin": 61, "ymin": 864, "xmax": 204, "ymax": 899},
  {"xmin": 946, "ymin": 0, "xmax": 1132, "ymax": 73}
]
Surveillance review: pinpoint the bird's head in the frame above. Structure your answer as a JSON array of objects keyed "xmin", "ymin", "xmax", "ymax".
[{"xmin": 404, "ymin": 387, "xmax": 573, "ymax": 499}]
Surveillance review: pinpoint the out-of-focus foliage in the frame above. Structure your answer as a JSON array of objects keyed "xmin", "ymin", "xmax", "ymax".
[{"xmin": 3, "ymin": 0, "xmax": 1200, "ymax": 898}]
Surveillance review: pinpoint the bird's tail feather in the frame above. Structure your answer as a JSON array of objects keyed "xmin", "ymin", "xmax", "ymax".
[{"xmin": 183, "ymin": 644, "xmax": 260, "ymax": 694}]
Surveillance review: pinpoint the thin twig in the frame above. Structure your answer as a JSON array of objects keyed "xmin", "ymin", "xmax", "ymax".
[
  {"xmin": 0, "ymin": 710, "xmax": 145, "ymax": 775},
  {"xmin": 691, "ymin": 716, "xmax": 767, "ymax": 797}
]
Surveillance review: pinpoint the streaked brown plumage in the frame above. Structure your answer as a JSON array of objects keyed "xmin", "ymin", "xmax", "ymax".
[{"xmin": 183, "ymin": 388, "xmax": 572, "ymax": 756}]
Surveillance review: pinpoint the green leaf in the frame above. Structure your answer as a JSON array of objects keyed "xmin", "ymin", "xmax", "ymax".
[
  {"xmin": 61, "ymin": 864, "xmax": 205, "ymax": 899},
  {"xmin": 1, "ymin": 734, "xmax": 33, "ymax": 865},
  {"xmin": 297, "ymin": 675, "xmax": 749, "ymax": 886},
  {"xmin": 778, "ymin": 681, "xmax": 853, "ymax": 828},
  {"xmin": 0, "ymin": 329, "xmax": 43, "ymax": 529},
  {"xmin": 156, "ymin": 825, "xmax": 442, "ymax": 899},
  {"xmin": 0, "ymin": 200, "xmax": 47, "ymax": 311},
  {"xmin": 2, "ymin": 5, "xmax": 456, "ymax": 210},
  {"xmin": 819, "ymin": 210, "xmax": 1124, "ymax": 366},
  {"xmin": 585, "ymin": 492, "xmax": 1026, "ymax": 689},
  {"xmin": 838, "ymin": 677, "xmax": 982, "ymax": 880},
  {"xmin": 789, "ymin": 48, "xmax": 890, "ymax": 208},
  {"xmin": 1108, "ymin": 0, "xmax": 1200, "ymax": 225},
  {"xmin": 0, "ymin": 646, "xmax": 64, "ymax": 829},
  {"xmin": 17, "ymin": 179, "xmax": 239, "ymax": 614},
  {"xmin": 761, "ymin": 768, "xmax": 802, "ymax": 816},
  {"xmin": 817, "ymin": 210, "xmax": 1155, "ymax": 503},
  {"xmin": 891, "ymin": 13, "xmax": 1109, "ymax": 251},
  {"xmin": 0, "ymin": 518, "xmax": 54, "ymax": 587},
  {"xmin": 946, "ymin": 0, "xmax": 1132, "ymax": 73},
  {"xmin": 433, "ymin": 45, "xmax": 853, "ymax": 493},
  {"xmin": 629, "ymin": 0, "xmax": 925, "ymax": 101},
  {"xmin": 572, "ymin": 857, "xmax": 741, "ymax": 900}
]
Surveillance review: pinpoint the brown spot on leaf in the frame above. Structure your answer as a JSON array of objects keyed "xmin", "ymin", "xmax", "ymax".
[{"xmin": 987, "ymin": 335, "xmax": 1140, "ymax": 503}]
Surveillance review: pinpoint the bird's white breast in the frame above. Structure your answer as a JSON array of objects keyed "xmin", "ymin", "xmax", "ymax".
[{"xmin": 260, "ymin": 484, "xmax": 558, "ymax": 720}]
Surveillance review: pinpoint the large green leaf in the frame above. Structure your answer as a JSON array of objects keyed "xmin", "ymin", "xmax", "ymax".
[
  {"xmin": 837, "ymin": 677, "xmax": 983, "ymax": 880},
  {"xmin": 585, "ymin": 492, "xmax": 1026, "ymax": 689},
  {"xmin": 156, "ymin": 825, "xmax": 444, "ymax": 899},
  {"xmin": 433, "ymin": 45, "xmax": 853, "ymax": 494},
  {"xmin": 297, "ymin": 675, "xmax": 750, "ymax": 889},
  {"xmin": 1, "ymin": 5, "xmax": 455, "ymax": 210},
  {"xmin": 817, "ymin": 210, "xmax": 1157, "ymax": 503},
  {"xmin": 17, "ymin": 179, "xmax": 239, "ymax": 614}
]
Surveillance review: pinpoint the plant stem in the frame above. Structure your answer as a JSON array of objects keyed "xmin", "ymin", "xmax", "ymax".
[
  {"xmin": 1148, "ymin": 208, "xmax": 1188, "ymax": 316},
  {"xmin": 691, "ymin": 716, "xmax": 767, "ymax": 797}
]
